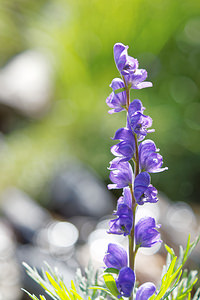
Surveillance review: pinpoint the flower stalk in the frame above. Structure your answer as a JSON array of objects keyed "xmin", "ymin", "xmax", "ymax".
[{"xmin": 105, "ymin": 42, "xmax": 167, "ymax": 299}]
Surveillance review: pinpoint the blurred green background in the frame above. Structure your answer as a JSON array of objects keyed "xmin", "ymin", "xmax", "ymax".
[{"xmin": 0, "ymin": 0, "xmax": 199, "ymax": 205}]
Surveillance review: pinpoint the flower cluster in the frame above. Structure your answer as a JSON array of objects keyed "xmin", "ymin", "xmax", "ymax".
[{"xmin": 104, "ymin": 43, "xmax": 168, "ymax": 299}]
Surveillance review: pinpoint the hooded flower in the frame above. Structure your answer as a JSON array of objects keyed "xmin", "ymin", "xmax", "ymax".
[
  {"xmin": 134, "ymin": 172, "xmax": 158, "ymax": 205},
  {"xmin": 124, "ymin": 69, "xmax": 152, "ymax": 90},
  {"xmin": 116, "ymin": 267, "xmax": 135, "ymax": 298},
  {"xmin": 128, "ymin": 100, "xmax": 154, "ymax": 141},
  {"xmin": 139, "ymin": 140, "xmax": 168, "ymax": 173},
  {"xmin": 113, "ymin": 43, "xmax": 152, "ymax": 89},
  {"xmin": 136, "ymin": 282, "xmax": 156, "ymax": 300},
  {"xmin": 111, "ymin": 127, "xmax": 135, "ymax": 162},
  {"xmin": 108, "ymin": 187, "xmax": 133, "ymax": 236},
  {"xmin": 135, "ymin": 217, "xmax": 161, "ymax": 248},
  {"xmin": 108, "ymin": 158, "xmax": 133, "ymax": 190},
  {"xmin": 103, "ymin": 243, "xmax": 128, "ymax": 270},
  {"xmin": 113, "ymin": 43, "xmax": 138, "ymax": 75},
  {"xmin": 106, "ymin": 78, "xmax": 127, "ymax": 114}
]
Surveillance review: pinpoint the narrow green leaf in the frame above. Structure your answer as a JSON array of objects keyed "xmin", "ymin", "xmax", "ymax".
[
  {"xmin": 193, "ymin": 287, "xmax": 200, "ymax": 300},
  {"xmin": 104, "ymin": 268, "xmax": 119, "ymax": 275},
  {"xmin": 165, "ymin": 244, "xmax": 175, "ymax": 257},
  {"xmin": 103, "ymin": 274, "xmax": 120, "ymax": 298},
  {"xmin": 70, "ymin": 290, "xmax": 83, "ymax": 300},
  {"xmin": 22, "ymin": 289, "xmax": 40, "ymax": 300},
  {"xmin": 89, "ymin": 286, "xmax": 112, "ymax": 296},
  {"xmin": 114, "ymin": 87, "xmax": 126, "ymax": 94}
]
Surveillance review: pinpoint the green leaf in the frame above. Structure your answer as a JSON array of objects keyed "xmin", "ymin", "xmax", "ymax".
[
  {"xmin": 193, "ymin": 287, "xmax": 200, "ymax": 300},
  {"xmin": 165, "ymin": 244, "xmax": 175, "ymax": 257},
  {"xmin": 114, "ymin": 87, "xmax": 126, "ymax": 94},
  {"xmin": 104, "ymin": 268, "xmax": 119, "ymax": 275},
  {"xmin": 89, "ymin": 286, "xmax": 115, "ymax": 298},
  {"xmin": 21, "ymin": 289, "xmax": 40, "ymax": 300},
  {"xmin": 103, "ymin": 274, "xmax": 120, "ymax": 298}
]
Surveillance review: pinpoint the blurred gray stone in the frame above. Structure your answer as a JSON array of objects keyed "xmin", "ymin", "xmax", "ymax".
[
  {"xmin": 0, "ymin": 220, "xmax": 22, "ymax": 300},
  {"xmin": 0, "ymin": 188, "xmax": 51, "ymax": 243},
  {"xmin": 49, "ymin": 162, "xmax": 114, "ymax": 218},
  {"xmin": 0, "ymin": 50, "xmax": 53, "ymax": 117}
]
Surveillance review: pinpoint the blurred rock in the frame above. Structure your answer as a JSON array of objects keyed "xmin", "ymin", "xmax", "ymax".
[
  {"xmin": 34, "ymin": 220, "xmax": 79, "ymax": 260},
  {"xmin": 49, "ymin": 162, "xmax": 114, "ymax": 218},
  {"xmin": 0, "ymin": 220, "xmax": 21, "ymax": 300},
  {"xmin": 0, "ymin": 188, "xmax": 51, "ymax": 243},
  {"xmin": 0, "ymin": 50, "xmax": 53, "ymax": 118}
]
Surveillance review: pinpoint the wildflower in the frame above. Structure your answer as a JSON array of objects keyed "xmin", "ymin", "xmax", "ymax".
[
  {"xmin": 116, "ymin": 267, "xmax": 135, "ymax": 298},
  {"xmin": 139, "ymin": 140, "xmax": 168, "ymax": 173},
  {"xmin": 124, "ymin": 69, "xmax": 153, "ymax": 90},
  {"xmin": 136, "ymin": 282, "xmax": 156, "ymax": 300},
  {"xmin": 134, "ymin": 172, "xmax": 158, "ymax": 205},
  {"xmin": 114, "ymin": 43, "xmax": 138, "ymax": 75},
  {"xmin": 128, "ymin": 100, "xmax": 154, "ymax": 141},
  {"xmin": 103, "ymin": 243, "xmax": 127, "ymax": 270},
  {"xmin": 108, "ymin": 187, "xmax": 133, "ymax": 236},
  {"xmin": 108, "ymin": 158, "xmax": 133, "ymax": 190},
  {"xmin": 135, "ymin": 217, "xmax": 161, "ymax": 248},
  {"xmin": 106, "ymin": 78, "xmax": 127, "ymax": 114},
  {"xmin": 113, "ymin": 43, "xmax": 152, "ymax": 89},
  {"xmin": 111, "ymin": 127, "xmax": 135, "ymax": 162}
]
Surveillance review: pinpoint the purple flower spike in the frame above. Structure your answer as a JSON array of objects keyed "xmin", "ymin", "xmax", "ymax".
[
  {"xmin": 106, "ymin": 78, "xmax": 127, "ymax": 114},
  {"xmin": 108, "ymin": 159, "xmax": 133, "ymax": 190},
  {"xmin": 103, "ymin": 243, "xmax": 128, "ymax": 270},
  {"xmin": 124, "ymin": 69, "xmax": 153, "ymax": 90},
  {"xmin": 136, "ymin": 282, "xmax": 156, "ymax": 300},
  {"xmin": 135, "ymin": 217, "xmax": 161, "ymax": 248},
  {"xmin": 116, "ymin": 267, "xmax": 135, "ymax": 298},
  {"xmin": 139, "ymin": 140, "xmax": 168, "ymax": 173},
  {"xmin": 134, "ymin": 172, "xmax": 158, "ymax": 205},
  {"xmin": 111, "ymin": 127, "xmax": 135, "ymax": 162},
  {"xmin": 114, "ymin": 43, "xmax": 138, "ymax": 75}
]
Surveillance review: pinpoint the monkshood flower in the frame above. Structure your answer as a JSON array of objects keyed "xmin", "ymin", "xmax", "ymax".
[
  {"xmin": 107, "ymin": 158, "xmax": 133, "ymax": 190},
  {"xmin": 106, "ymin": 78, "xmax": 127, "ymax": 114},
  {"xmin": 114, "ymin": 43, "xmax": 138, "ymax": 76},
  {"xmin": 128, "ymin": 99, "xmax": 145, "ymax": 114},
  {"xmin": 117, "ymin": 186, "xmax": 132, "ymax": 207},
  {"xmin": 111, "ymin": 127, "xmax": 135, "ymax": 162},
  {"xmin": 124, "ymin": 69, "xmax": 153, "ymax": 90},
  {"xmin": 113, "ymin": 43, "xmax": 152, "ymax": 89},
  {"xmin": 103, "ymin": 243, "xmax": 127, "ymax": 270},
  {"xmin": 136, "ymin": 282, "xmax": 156, "ymax": 300},
  {"xmin": 108, "ymin": 187, "xmax": 133, "ymax": 235},
  {"xmin": 134, "ymin": 172, "xmax": 158, "ymax": 205},
  {"xmin": 128, "ymin": 100, "xmax": 154, "ymax": 141},
  {"xmin": 139, "ymin": 139, "xmax": 168, "ymax": 173},
  {"xmin": 116, "ymin": 267, "xmax": 135, "ymax": 298},
  {"xmin": 135, "ymin": 217, "xmax": 161, "ymax": 248}
]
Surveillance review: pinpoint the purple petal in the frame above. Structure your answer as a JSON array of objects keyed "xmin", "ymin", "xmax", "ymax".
[
  {"xmin": 104, "ymin": 243, "xmax": 128, "ymax": 270},
  {"xmin": 113, "ymin": 43, "xmax": 129, "ymax": 72},
  {"xmin": 110, "ymin": 78, "xmax": 125, "ymax": 91},
  {"xmin": 136, "ymin": 282, "xmax": 156, "ymax": 300},
  {"xmin": 116, "ymin": 267, "xmax": 135, "ymax": 298},
  {"xmin": 128, "ymin": 99, "xmax": 145, "ymax": 116},
  {"xmin": 135, "ymin": 217, "xmax": 161, "ymax": 248}
]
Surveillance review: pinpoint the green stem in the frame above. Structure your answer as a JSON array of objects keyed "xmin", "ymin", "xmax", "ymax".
[
  {"xmin": 123, "ymin": 77, "xmax": 140, "ymax": 300},
  {"xmin": 122, "ymin": 75, "xmax": 130, "ymax": 108}
]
